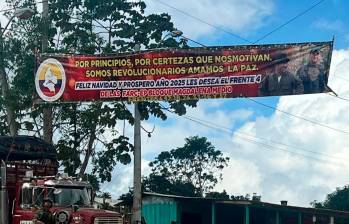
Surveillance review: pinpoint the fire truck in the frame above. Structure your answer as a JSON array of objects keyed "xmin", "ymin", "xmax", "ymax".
[{"xmin": 0, "ymin": 135, "xmax": 123, "ymax": 224}]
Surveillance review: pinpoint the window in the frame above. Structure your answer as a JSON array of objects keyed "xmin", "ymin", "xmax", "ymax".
[
  {"xmin": 21, "ymin": 187, "xmax": 33, "ymax": 209},
  {"xmin": 32, "ymin": 187, "xmax": 45, "ymax": 206},
  {"xmin": 53, "ymin": 187, "xmax": 92, "ymax": 207}
]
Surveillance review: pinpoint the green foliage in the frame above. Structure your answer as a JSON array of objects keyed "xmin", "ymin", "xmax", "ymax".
[
  {"xmin": 92, "ymin": 135, "xmax": 133, "ymax": 182},
  {"xmin": 205, "ymin": 190, "xmax": 230, "ymax": 200},
  {"xmin": 143, "ymin": 174, "xmax": 200, "ymax": 197},
  {"xmin": 145, "ymin": 136, "xmax": 229, "ymax": 196},
  {"xmin": 97, "ymin": 192, "xmax": 112, "ymax": 210},
  {"xmin": 313, "ymin": 186, "xmax": 349, "ymax": 224},
  {"xmin": 83, "ymin": 174, "xmax": 100, "ymax": 192},
  {"xmin": 118, "ymin": 188, "xmax": 134, "ymax": 206},
  {"xmin": 315, "ymin": 186, "xmax": 349, "ymax": 211},
  {"xmin": 0, "ymin": 0, "xmax": 197, "ymax": 189}
]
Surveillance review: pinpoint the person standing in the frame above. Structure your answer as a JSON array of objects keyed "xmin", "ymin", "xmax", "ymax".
[
  {"xmin": 34, "ymin": 198, "xmax": 55, "ymax": 224},
  {"xmin": 296, "ymin": 49, "xmax": 326, "ymax": 94},
  {"xmin": 259, "ymin": 53, "xmax": 303, "ymax": 96}
]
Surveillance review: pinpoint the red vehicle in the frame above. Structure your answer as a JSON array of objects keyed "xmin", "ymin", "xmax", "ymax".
[{"xmin": 0, "ymin": 136, "xmax": 123, "ymax": 224}]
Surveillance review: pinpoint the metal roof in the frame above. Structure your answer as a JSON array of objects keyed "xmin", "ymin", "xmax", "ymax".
[
  {"xmin": 0, "ymin": 135, "xmax": 57, "ymax": 161},
  {"xmin": 143, "ymin": 192, "xmax": 349, "ymax": 217}
]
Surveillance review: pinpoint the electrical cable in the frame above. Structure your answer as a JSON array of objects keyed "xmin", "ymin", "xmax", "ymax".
[
  {"xmin": 174, "ymin": 35, "xmax": 349, "ymax": 138},
  {"xmin": 150, "ymin": 0, "xmax": 253, "ymax": 44},
  {"xmin": 4, "ymin": 0, "xmax": 349, "ymax": 145},
  {"xmin": 181, "ymin": 112, "xmax": 349, "ymax": 163},
  {"xmin": 164, "ymin": 108, "xmax": 349, "ymax": 168},
  {"xmin": 326, "ymin": 93, "xmax": 349, "ymax": 103},
  {"xmin": 253, "ymin": 0, "xmax": 326, "ymax": 44},
  {"xmin": 2, "ymin": 0, "xmax": 327, "ymax": 46},
  {"xmin": 247, "ymin": 97, "xmax": 349, "ymax": 135}
]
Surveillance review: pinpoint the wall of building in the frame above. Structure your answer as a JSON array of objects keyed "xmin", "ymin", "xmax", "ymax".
[{"xmin": 143, "ymin": 196, "xmax": 178, "ymax": 224}]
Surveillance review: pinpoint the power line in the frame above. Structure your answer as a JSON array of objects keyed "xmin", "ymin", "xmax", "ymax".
[
  {"xmin": 180, "ymin": 112, "xmax": 349, "ymax": 164},
  {"xmin": 3, "ymin": 0, "xmax": 326, "ymax": 46},
  {"xmin": 253, "ymin": 0, "xmax": 326, "ymax": 44},
  {"xmin": 182, "ymin": 35, "xmax": 207, "ymax": 47},
  {"xmin": 247, "ymin": 97, "xmax": 349, "ymax": 135},
  {"xmin": 164, "ymin": 108, "xmax": 349, "ymax": 168},
  {"xmin": 150, "ymin": 0, "xmax": 253, "ymax": 44},
  {"xmin": 326, "ymin": 93, "xmax": 349, "ymax": 103}
]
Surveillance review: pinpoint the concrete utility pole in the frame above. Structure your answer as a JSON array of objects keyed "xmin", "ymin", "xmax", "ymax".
[
  {"xmin": 132, "ymin": 44, "xmax": 142, "ymax": 224},
  {"xmin": 42, "ymin": 0, "xmax": 53, "ymax": 143}
]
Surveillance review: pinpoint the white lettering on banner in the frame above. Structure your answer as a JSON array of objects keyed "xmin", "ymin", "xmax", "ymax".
[{"xmin": 74, "ymin": 75, "xmax": 262, "ymax": 91}]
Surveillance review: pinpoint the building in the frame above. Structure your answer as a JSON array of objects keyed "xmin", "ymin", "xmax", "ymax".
[
  {"xmin": 142, "ymin": 192, "xmax": 349, "ymax": 224},
  {"xmin": 93, "ymin": 196, "xmax": 123, "ymax": 209}
]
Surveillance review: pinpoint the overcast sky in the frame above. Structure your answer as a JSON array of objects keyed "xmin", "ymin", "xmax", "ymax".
[{"xmin": 2, "ymin": 0, "xmax": 349, "ymax": 207}]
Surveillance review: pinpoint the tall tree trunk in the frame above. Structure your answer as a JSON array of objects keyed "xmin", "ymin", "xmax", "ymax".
[
  {"xmin": 0, "ymin": 30, "xmax": 17, "ymax": 136},
  {"xmin": 79, "ymin": 125, "xmax": 96, "ymax": 176}
]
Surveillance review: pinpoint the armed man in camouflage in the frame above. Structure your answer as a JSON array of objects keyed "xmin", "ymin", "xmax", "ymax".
[{"xmin": 297, "ymin": 49, "xmax": 326, "ymax": 94}]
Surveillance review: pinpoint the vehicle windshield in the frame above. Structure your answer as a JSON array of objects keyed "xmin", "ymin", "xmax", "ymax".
[{"xmin": 49, "ymin": 187, "xmax": 92, "ymax": 207}]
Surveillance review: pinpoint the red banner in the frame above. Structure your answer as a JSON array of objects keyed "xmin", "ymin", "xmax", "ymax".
[{"xmin": 34, "ymin": 41, "xmax": 333, "ymax": 103}]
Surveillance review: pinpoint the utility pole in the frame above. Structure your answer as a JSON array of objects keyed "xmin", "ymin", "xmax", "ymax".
[
  {"xmin": 42, "ymin": 0, "xmax": 53, "ymax": 143},
  {"xmin": 132, "ymin": 44, "xmax": 142, "ymax": 224}
]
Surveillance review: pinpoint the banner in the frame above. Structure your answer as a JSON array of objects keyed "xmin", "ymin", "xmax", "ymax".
[{"xmin": 34, "ymin": 41, "xmax": 333, "ymax": 103}]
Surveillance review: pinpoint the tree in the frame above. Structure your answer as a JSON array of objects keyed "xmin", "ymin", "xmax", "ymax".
[
  {"xmin": 314, "ymin": 186, "xmax": 349, "ymax": 211},
  {"xmin": 145, "ymin": 136, "xmax": 230, "ymax": 196},
  {"xmin": 100, "ymin": 192, "xmax": 112, "ymax": 204},
  {"xmin": 205, "ymin": 190, "xmax": 230, "ymax": 200},
  {"xmin": 313, "ymin": 186, "xmax": 349, "ymax": 224},
  {"xmin": 0, "ymin": 0, "xmax": 197, "ymax": 188},
  {"xmin": 98, "ymin": 191, "xmax": 112, "ymax": 209},
  {"xmin": 119, "ymin": 188, "xmax": 134, "ymax": 207},
  {"xmin": 143, "ymin": 174, "xmax": 200, "ymax": 197}
]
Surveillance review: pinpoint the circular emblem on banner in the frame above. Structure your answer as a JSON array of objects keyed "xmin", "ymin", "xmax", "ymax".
[{"xmin": 35, "ymin": 58, "xmax": 66, "ymax": 102}]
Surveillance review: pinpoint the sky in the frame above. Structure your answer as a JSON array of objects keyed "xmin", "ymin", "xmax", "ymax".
[
  {"xmin": 2, "ymin": 0, "xmax": 349, "ymax": 208},
  {"xmin": 102, "ymin": 0, "xmax": 349, "ymax": 207}
]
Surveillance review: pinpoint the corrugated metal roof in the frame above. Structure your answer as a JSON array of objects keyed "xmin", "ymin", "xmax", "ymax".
[
  {"xmin": 143, "ymin": 192, "xmax": 349, "ymax": 217},
  {"xmin": 0, "ymin": 135, "xmax": 57, "ymax": 161}
]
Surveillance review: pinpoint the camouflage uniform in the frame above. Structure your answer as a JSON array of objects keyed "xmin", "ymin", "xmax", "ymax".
[
  {"xmin": 259, "ymin": 71, "xmax": 304, "ymax": 96},
  {"xmin": 296, "ymin": 63, "xmax": 326, "ymax": 94}
]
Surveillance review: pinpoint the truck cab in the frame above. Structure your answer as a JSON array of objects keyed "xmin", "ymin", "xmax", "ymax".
[{"xmin": 0, "ymin": 136, "xmax": 123, "ymax": 224}]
